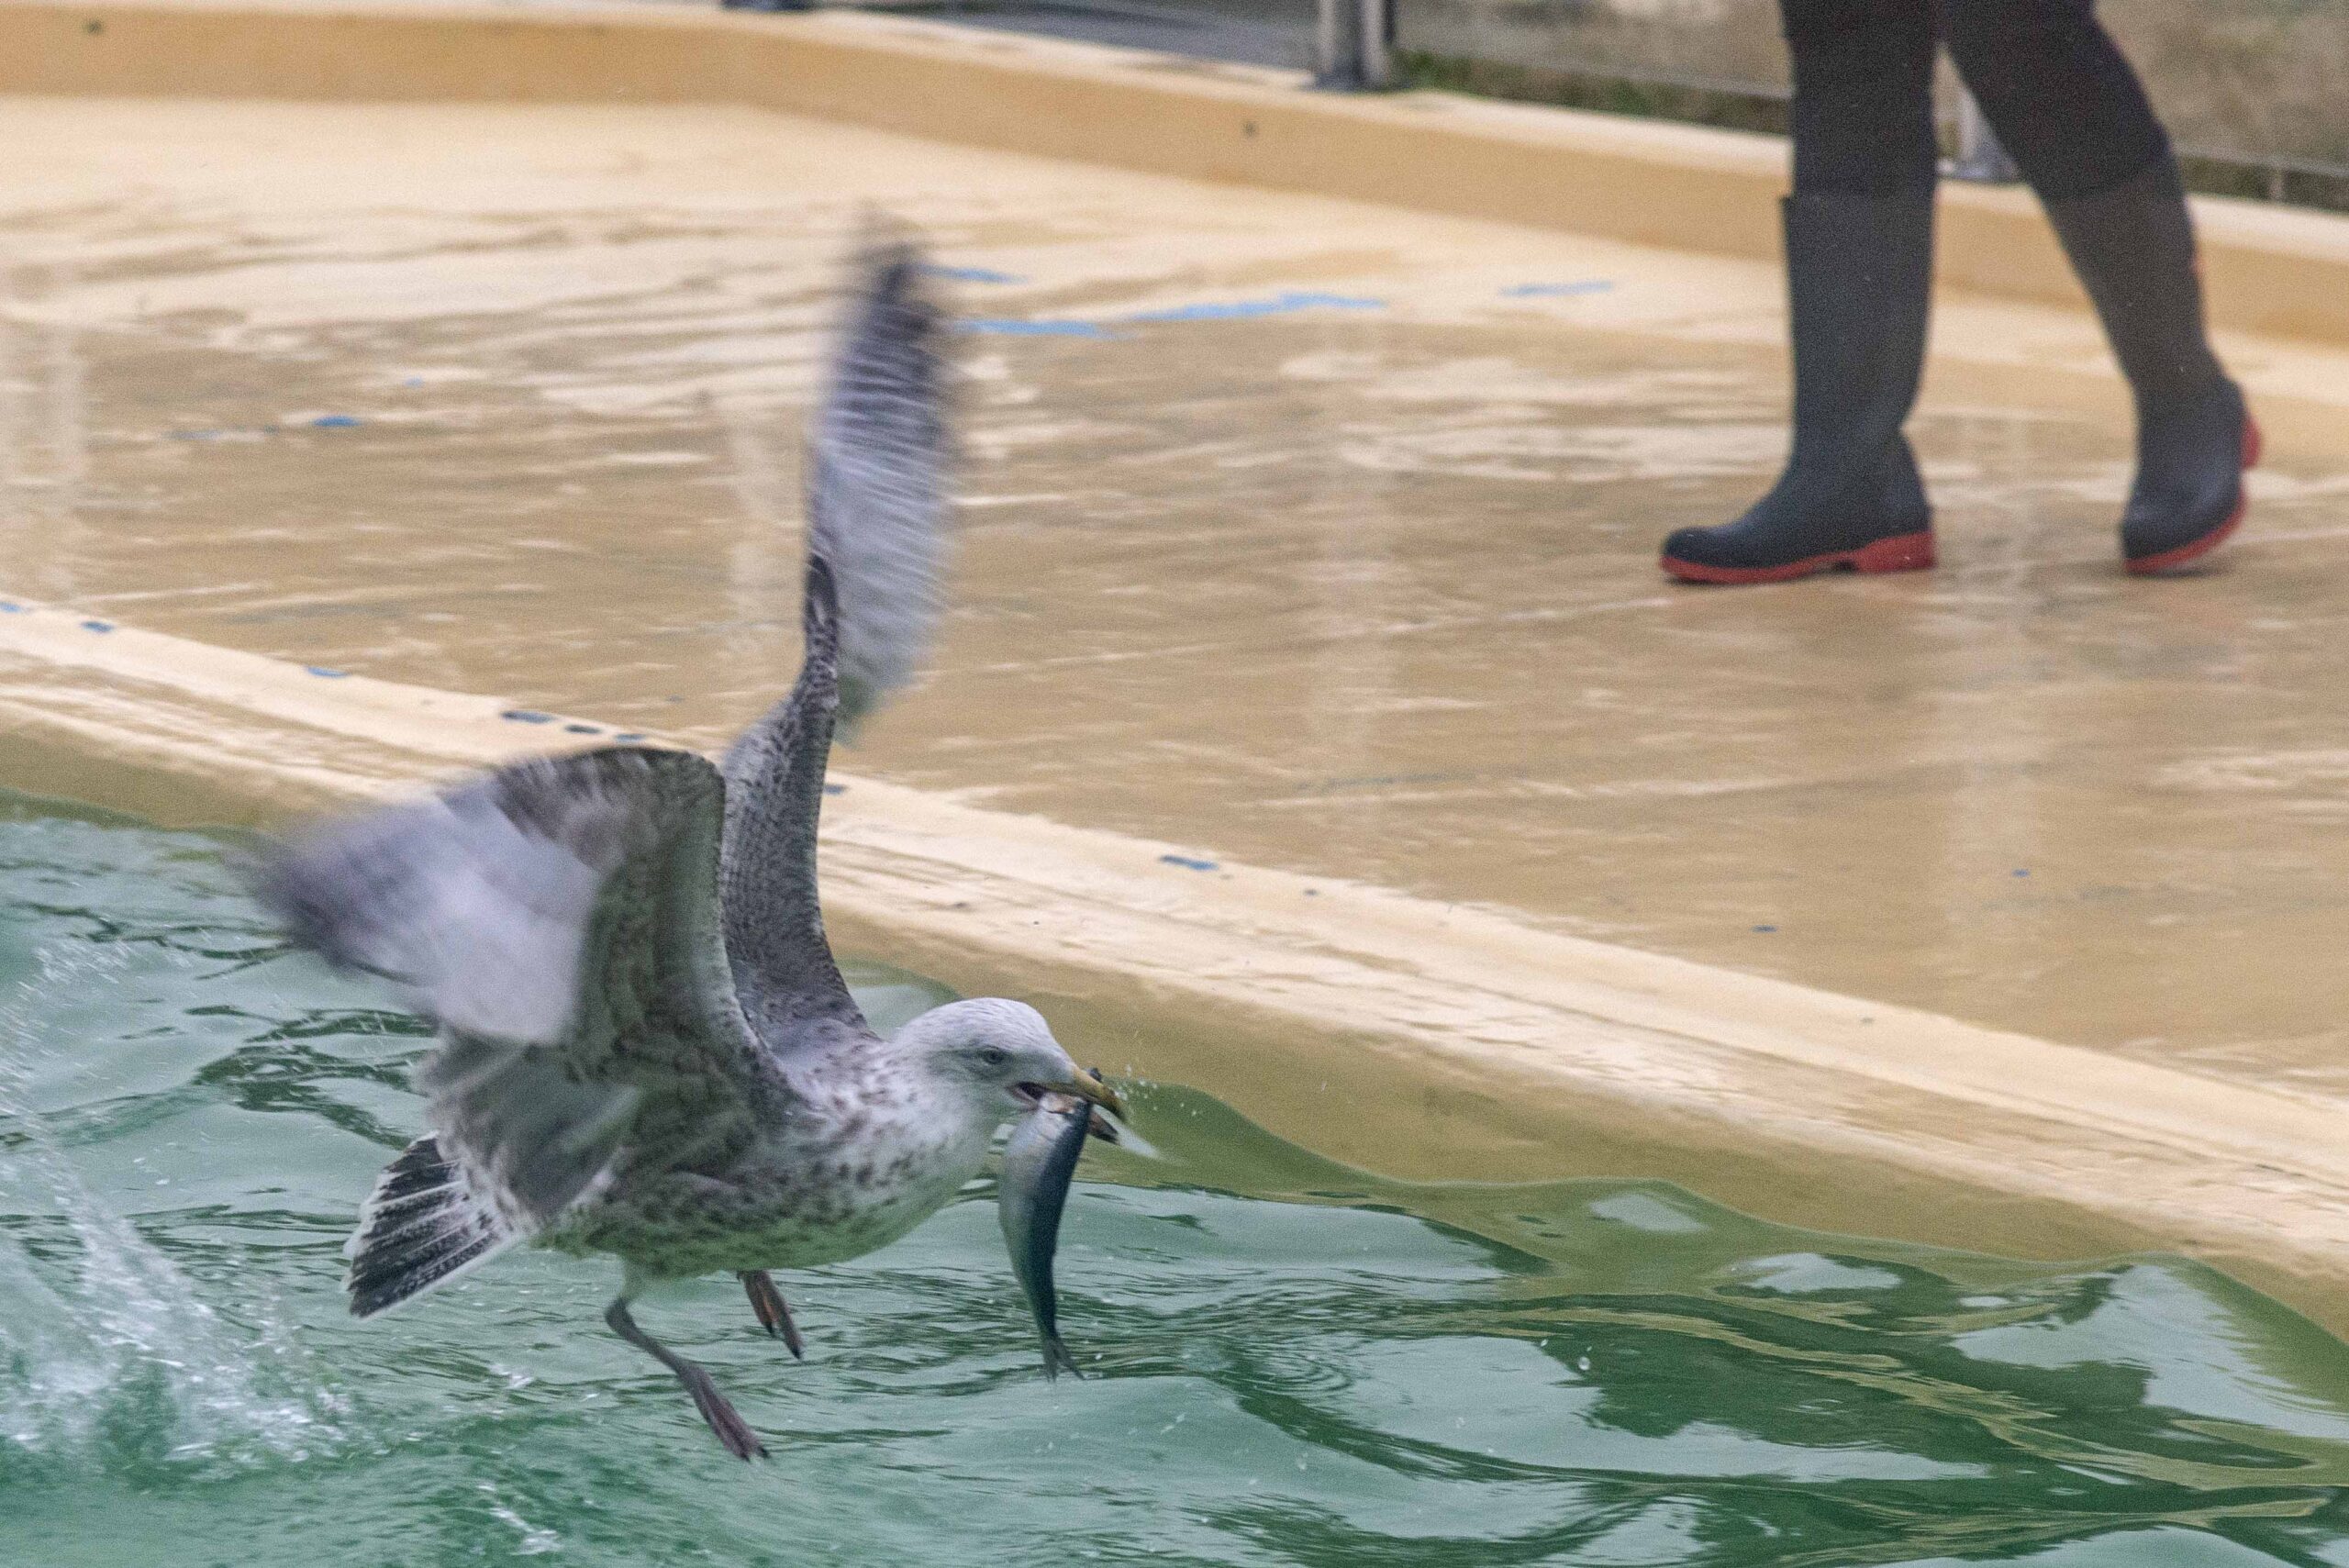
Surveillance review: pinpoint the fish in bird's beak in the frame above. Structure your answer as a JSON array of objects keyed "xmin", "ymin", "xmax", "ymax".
[
  {"xmin": 1012, "ymin": 1067, "xmax": 1126, "ymax": 1140},
  {"xmin": 1017, "ymin": 1068, "xmax": 1125, "ymax": 1121},
  {"xmin": 998, "ymin": 1093, "xmax": 1092, "ymax": 1379}
]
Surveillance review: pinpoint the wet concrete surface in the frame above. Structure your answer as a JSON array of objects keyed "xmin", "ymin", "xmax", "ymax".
[{"xmin": 6, "ymin": 96, "xmax": 2349, "ymax": 1110}]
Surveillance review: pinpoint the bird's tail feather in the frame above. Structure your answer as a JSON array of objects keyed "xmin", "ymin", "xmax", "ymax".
[{"xmin": 344, "ymin": 1135, "xmax": 520, "ymax": 1319}]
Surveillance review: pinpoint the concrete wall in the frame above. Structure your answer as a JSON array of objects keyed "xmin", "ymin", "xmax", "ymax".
[{"xmin": 6, "ymin": 0, "xmax": 2349, "ymax": 345}]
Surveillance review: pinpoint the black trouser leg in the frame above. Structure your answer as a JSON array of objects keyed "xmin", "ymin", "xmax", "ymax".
[
  {"xmin": 1936, "ymin": 0, "xmax": 2164, "ymax": 202},
  {"xmin": 1659, "ymin": 0, "xmax": 1939, "ymax": 583},
  {"xmin": 1784, "ymin": 0, "xmax": 1938, "ymax": 199},
  {"xmin": 1943, "ymin": 0, "xmax": 2254, "ymax": 571}
]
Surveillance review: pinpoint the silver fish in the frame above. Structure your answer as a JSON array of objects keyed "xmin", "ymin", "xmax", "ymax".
[{"xmin": 998, "ymin": 1091, "xmax": 1097, "ymax": 1379}]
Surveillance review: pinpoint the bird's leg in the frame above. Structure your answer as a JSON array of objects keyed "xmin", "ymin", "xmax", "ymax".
[
  {"xmin": 604, "ymin": 1296, "xmax": 768, "ymax": 1461},
  {"xmin": 738, "ymin": 1270, "xmax": 806, "ymax": 1360}
]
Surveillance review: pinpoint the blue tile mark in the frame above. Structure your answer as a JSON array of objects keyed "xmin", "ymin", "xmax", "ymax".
[
  {"xmin": 1751, "ymin": 924, "xmax": 1777, "ymax": 933},
  {"xmin": 502, "ymin": 709, "xmax": 553, "ymax": 724},
  {"xmin": 612, "ymin": 732, "xmax": 647, "ymax": 742},
  {"xmin": 958, "ymin": 295, "xmax": 1383, "ymax": 338},
  {"xmin": 925, "ymin": 263, "xmax": 1026, "ymax": 284},
  {"xmin": 959, "ymin": 317, "xmax": 1118, "ymax": 339},
  {"xmin": 563, "ymin": 723, "xmax": 601, "ymax": 735},
  {"xmin": 80, "ymin": 619, "xmax": 114, "ymax": 633},
  {"xmin": 1160, "ymin": 853, "xmax": 1219, "ymax": 872},
  {"xmin": 403, "ymin": 376, "xmax": 426, "ymax": 387},
  {"xmin": 822, "ymin": 783, "xmax": 847, "ymax": 796},
  {"xmin": 2011, "ymin": 868, "xmax": 2032, "ymax": 877},
  {"xmin": 304, "ymin": 665, "xmax": 349, "ymax": 679},
  {"xmin": 1501, "ymin": 280, "xmax": 1616, "ymax": 299},
  {"xmin": 0, "ymin": 602, "xmax": 21, "ymax": 614},
  {"xmin": 310, "ymin": 415, "xmax": 362, "ymax": 428},
  {"xmin": 1123, "ymin": 291, "xmax": 1384, "ymax": 324}
]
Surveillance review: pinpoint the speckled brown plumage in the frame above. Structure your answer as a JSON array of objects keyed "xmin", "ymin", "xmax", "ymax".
[{"xmin": 253, "ymin": 239, "xmax": 1119, "ymax": 1461}]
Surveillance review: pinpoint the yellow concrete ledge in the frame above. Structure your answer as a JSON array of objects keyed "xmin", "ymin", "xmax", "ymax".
[
  {"xmin": 9, "ymin": 595, "xmax": 2349, "ymax": 1333},
  {"xmin": 6, "ymin": 0, "xmax": 2349, "ymax": 348}
]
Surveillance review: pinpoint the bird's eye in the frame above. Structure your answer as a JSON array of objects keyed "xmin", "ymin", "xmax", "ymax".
[{"xmin": 975, "ymin": 1047, "xmax": 1008, "ymax": 1068}]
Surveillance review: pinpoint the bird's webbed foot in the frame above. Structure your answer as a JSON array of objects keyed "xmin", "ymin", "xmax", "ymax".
[
  {"xmin": 739, "ymin": 1269, "xmax": 806, "ymax": 1360},
  {"xmin": 605, "ymin": 1296, "xmax": 769, "ymax": 1460}
]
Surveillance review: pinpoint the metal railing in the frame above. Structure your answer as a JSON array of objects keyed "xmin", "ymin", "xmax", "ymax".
[
  {"xmin": 857, "ymin": 1, "xmax": 1316, "ymax": 71},
  {"xmin": 1949, "ymin": 86, "xmax": 2019, "ymax": 184},
  {"xmin": 1385, "ymin": 0, "xmax": 2349, "ymax": 207},
  {"xmin": 1316, "ymin": 0, "xmax": 1396, "ymax": 89},
  {"xmin": 854, "ymin": 0, "xmax": 2349, "ymax": 209}
]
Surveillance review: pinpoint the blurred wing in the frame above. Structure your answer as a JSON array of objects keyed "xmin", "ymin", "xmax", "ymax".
[
  {"xmin": 810, "ymin": 235, "xmax": 952, "ymax": 731},
  {"xmin": 721, "ymin": 236, "xmax": 950, "ymax": 1042},
  {"xmin": 255, "ymin": 747, "xmax": 786, "ymax": 1228}
]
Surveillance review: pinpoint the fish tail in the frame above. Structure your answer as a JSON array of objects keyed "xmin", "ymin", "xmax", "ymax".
[{"xmin": 343, "ymin": 1135, "xmax": 519, "ymax": 1318}]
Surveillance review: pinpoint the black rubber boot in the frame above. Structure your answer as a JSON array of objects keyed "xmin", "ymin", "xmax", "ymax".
[
  {"xmin": 1662, "ymin": 189, "xmax": 1937, "ymax": 584},
  {"xmin": 2042, "ymin": 160, "xmax": 2258, "ymax": 574}
]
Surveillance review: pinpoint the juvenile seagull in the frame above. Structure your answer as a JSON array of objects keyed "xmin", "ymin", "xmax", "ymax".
[{"xmin": 255, "ymin": 241, "xmax": 1122, "ymax": 1459}]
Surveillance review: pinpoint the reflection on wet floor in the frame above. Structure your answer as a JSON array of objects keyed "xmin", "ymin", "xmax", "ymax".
[{"xmin": 5, "ymin": 97, "xmax": 2349, "ymax": 1108}]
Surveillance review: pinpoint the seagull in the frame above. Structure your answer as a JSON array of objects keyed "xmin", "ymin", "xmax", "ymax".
[{"xmin": 253, "ymin": 239, "xmax": 1123, "ymax": 1459}]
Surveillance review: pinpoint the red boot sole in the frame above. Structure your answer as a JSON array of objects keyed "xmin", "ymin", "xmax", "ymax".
[
  {"xmin": 2125, "ymin": 416, "xmax": 2262, "ymax": 577},
  {"xmin": 1661, "ymin": 528, "xmax": 1936, "ymax": 585}
]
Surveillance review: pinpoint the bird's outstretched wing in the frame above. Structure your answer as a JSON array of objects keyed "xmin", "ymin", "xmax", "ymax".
[
  {"xmin": 254, "ymin": 747, "xmax": 789, "ymax": 1230},
  {"xmin": 721, "ymin": 236, "xmax": 950, "ymax": 1041},
  {"xmin": 809, "ymin": 236, "xmax": 952, "ymax": 731}
]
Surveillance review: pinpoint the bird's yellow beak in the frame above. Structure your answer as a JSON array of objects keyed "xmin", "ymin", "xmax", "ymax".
[{"xmin": 1052, "ymin": 1070, "xmax": 1127, "ymax": 1120}]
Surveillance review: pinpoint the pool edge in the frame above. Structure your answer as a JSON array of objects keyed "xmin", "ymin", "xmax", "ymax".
[{"xmin": 7, "ymin": 594, "xmax": 2349, "ymax": 1336}]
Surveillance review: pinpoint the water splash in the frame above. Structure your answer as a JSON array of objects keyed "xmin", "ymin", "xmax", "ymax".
[{"xmin": 0, "ymin": 922, "xmax": 340, "ymax": 1467}]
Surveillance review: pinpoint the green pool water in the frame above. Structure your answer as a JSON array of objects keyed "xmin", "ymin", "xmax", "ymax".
[{"xmin": 6, "ymin": 794, "xmax": 2349, "ymax": 1567}]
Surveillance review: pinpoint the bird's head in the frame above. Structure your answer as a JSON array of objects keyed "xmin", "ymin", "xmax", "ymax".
[{"xmin": 890, "ymin": 996, "xmax": 1124, "ymax": 1125}]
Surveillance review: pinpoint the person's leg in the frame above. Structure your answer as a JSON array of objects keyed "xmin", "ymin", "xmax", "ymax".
[
  {"xmin": 1943, "ymin": 0, "xmax": 2256, "ymax": 573},
  {"xmin": 1784, "ymin": 0, "xmax": 1939, "ymax": 200},
  {"xmin": 1661, "ymin": 0, "xmax": 1942, "ymax": 583}
]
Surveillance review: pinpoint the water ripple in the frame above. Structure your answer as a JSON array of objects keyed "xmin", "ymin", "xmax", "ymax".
[{"xmin": 4, "ymin": 798, "xmax": 2349, "ymax": 1565}]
